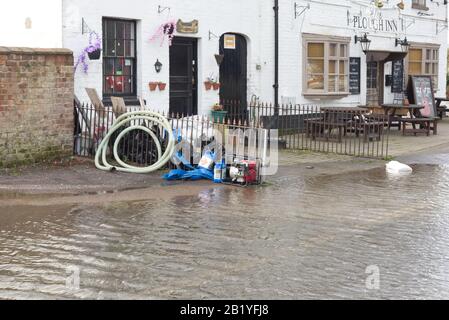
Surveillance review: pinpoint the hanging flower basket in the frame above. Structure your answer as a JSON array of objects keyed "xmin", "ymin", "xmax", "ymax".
[
  {"xmin": 158, "ymin": 82, "xmax": 167, "ymax": 91},
  {"xmin": 150, "ymin": 20, "xmax": 176, "ymax": 47},
  {"xmin": 88, "ymin": 48, "xmax": 101, "ymax": 60},
  {"xmin": 149, "ymin": 82, "xmax": 158, "ymax": 91},
  {"xmin": 75, "ymin": 31, "xmax": 102, "ymax": 74}
]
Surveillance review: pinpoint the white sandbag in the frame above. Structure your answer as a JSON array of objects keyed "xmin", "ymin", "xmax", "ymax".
[{"xmin": 386, "ymin": 161, "xmax": 413, "ymax": 174}]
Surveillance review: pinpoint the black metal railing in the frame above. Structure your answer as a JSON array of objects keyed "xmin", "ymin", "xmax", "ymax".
[
  {"xmin": 74, "ymin": 100, "xmax": 390, "ymax": 165},
  {"xmin": 220, "ymin": 100, "xmax": 390, "ymax": 159},
  {"xmin": 73, "ymin": 102, "xmax": 271, "ymax": 168}
]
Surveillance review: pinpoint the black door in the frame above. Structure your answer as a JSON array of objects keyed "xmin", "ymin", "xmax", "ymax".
[
  {"xmin": 170, "ymin": 37, "xmax": 198, "ymax": 115},
  {"xmin": 219, "ymin": 34, "xmax": 247, "ymax": 117}
]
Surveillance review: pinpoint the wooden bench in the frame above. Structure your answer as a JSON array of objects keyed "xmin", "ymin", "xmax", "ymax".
[
  {"xmin": 353, "ymin": 120, "xmax": 386, "ymax": 142},
  {"xmin": 399, "ymin": 118, "xmax": 438, "ymax": 136},
  {"xmin": 305, "ymin": 119, "xmax": 347, "ymax": 143},
  {"xmin": 437, "ymin": 106, "xmax": 448, "ymax": 120}
]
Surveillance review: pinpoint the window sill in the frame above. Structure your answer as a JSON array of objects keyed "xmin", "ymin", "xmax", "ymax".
[
  {"xmin": 102, "ymin": 95, "xmax": 139, "ymax": 107},
  {"xmin": 303, "ymin": 92, "xmax": 350, "ymax": 99}
]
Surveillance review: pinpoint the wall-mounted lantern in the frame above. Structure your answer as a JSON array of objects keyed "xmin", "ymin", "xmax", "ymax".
[
  {"xmin": 395, "ymin": 37, "xmax": 410, "ymax": 53},
  {"xmin": 154, "ymin": 59, "xmax": 163, "ymax": 73},
  {"xmin": 355, "ymin": 33, "xmax": 371, "ymax": 54}
]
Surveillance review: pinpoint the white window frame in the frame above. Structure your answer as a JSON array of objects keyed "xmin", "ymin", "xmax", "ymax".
[
  {"xmin": 302, "ymin": 33, "xmax": 351, "ymax": 97},
  {"xmin": 406, "ymin": 43, "xmax": 440, "ymax": 92}
]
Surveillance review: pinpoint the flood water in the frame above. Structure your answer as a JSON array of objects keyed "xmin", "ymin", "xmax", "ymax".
[{"xmin": 1, "ymin": 156, "xmax": 449, "ymax": 299}]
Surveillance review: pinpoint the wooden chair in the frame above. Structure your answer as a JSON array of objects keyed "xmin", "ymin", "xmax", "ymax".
[
  {"xmin": 139, "ymin": 97, "xmax": 147, "ymax": 111},
  {"xmin": 85, "ymin": 88, "xmax": 106, "ymax": 118},
  {"xmin": 110, "ymin": 96, "xmax": 127, "ymax": 118}
]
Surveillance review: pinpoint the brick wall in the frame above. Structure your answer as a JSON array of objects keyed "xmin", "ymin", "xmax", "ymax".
[{"xmin": 0, "ymin": 47, "xmax": 74, "ymax": 167}]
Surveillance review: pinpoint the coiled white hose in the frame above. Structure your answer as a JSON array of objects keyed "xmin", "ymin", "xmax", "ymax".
[{"xmin": 95, "ymin": 111, "xmax": 175, "ymax": 174}]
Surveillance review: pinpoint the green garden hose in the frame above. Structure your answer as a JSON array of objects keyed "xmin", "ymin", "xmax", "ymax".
[{"xmin": 95, "ymin": 111, "xmax": 175, "ymax": 174}]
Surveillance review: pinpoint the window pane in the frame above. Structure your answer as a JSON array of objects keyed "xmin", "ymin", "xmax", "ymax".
[
  {"xmin": 409, "ymin": 62, "xmax": 421, "ymax": 74},
  {"xmin": 426, "ymin": 49, "xmax": 431, "ymax": 60},
  {"xmin": 123, "ymin": 59, "xmax": 133, "ymax": 76},
  {"xmin": 433, "ymin": 50, "xmax": 438, "ymax": 61},
  {"xmin": 104, "ymin": 59, "xmax": 114, "ymax": 75},
  {"xmin": 125, "ymin": 40, "xmax": 135, "ymax": 57},
  {"xmin": 106, "ymin": 20, "xmax": 115, "ymax": 39},
  {"xmin": 409, "ymin": 49, "xmax": 422, "ymax": 61},
  {"xmin": 307, "ymin": 59, "xmax": 324, "ymax": 74},
  {"xmin": 115, "ymin": 58, "xmax": 124, "ymax": 76},
  {"xmin": 425, "ymin": 63, "xmax": 431, "ymax": 74},
  {"xmin": 329, "ymin": 44, "xmax": 337, "ymax": 57},
  {"xmin": 433, "ymin": 63, "xmax": 438, "ymax": 75},
  {"xmin": 328, "ymin": 76, "xmax": 337, "ymax": 92},
  {"xmin": 339, "ymin": 76, "xmax": 348, "ymax": 92},
  {"xmin": 307, "ymin": 75, "xmax": 324, "ymax": 90},
  {"xmin": 104, "ymin": 77, "xmax": 113, "ymax": 94},
  {"xmin": 340, "ymin": 44, "xmax": 347, "ymax": 57},
  {"xmin": 308, "ymin": 43, "xmax": 324, "ymax": 58},
  {"xmin": 124, "ymin": 22, "xmax": 134, "ymax": 40},
  {"xmin": 114, "ymin": 76, "xmax": 125, "ymax": 93},
  {"xmin": 106, "ymin": 40, "xmax": 116, "ymax": 56},
  {"xmin": 339, "ymin": 61, "xmax": 347, "ymax": 75},
  {"xmin": 116, "ymin": 40, "xmax": 124, "ymax": 56},
  {"xmin": 116, "ymin": 22, "xmax": 125, "ymax": 40},
  {"xmin": 123, "ymin": 76, "xmax": 131, "ymax": 94},
  {"xmin": 329, "ymin": 60, "xmax": 336, "ymax": 74}
]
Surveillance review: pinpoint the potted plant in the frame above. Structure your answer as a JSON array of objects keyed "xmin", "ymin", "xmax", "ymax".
[
  {"xmin": 204, "ymin": 80, "xmax": 213, "ymax": 91},
  {"xmin": 74, "ymin": 31, "xmax": 102, "ymax": 74},
  {"xmin": 158, "ymin": 82, "xmax": 167, "ymax": 91},
  {"xmin": 212, "ymin": 81, "xmax": 221, "ymax": 91},
  {"xmin": 211, "ymin": 103, "xmax": 228, "ymax": 123},
  {"xmin": 87, "ymin": 31, "xmax": 102, "ymax": 60},
  {"xmin": 149, "ymin": 82, "xmax": 158, "ymax": 91}
]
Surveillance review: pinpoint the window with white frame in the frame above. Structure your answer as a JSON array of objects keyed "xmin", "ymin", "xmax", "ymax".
[
  {"xmin": 303, "ymin": 34, "xmax": 350, "ymax": 96},
  {"xmin": 412, "ymin": 0, "xmax": 428, "ymax": 10},
  {"xmin": 407, "ymin": 45, "xmax": 439, "ymax": 90}
]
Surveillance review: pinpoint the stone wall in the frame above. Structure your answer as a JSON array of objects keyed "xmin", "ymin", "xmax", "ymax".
[{"xmin": 0, "ymin": 47, "xmax": 74, "ymax": 167}]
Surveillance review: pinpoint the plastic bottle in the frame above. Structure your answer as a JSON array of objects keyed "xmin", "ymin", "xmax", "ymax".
[
  {"xmin": 214, "ymin": 161, "xmax": 223, "ymax": 183},
  {"xmin": 221, "ymin": 159, "xmax": 227, "ymax": 181}
]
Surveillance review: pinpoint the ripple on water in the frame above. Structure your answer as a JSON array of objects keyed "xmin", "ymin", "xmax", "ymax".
[{"xmin": 1, "ymin": 164, "xmax": 449, "ymax": 299}]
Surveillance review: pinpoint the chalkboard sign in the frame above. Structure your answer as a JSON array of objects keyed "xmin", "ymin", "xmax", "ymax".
[
  {"xmin": 407, "ymin": 75, "xmax": 436, "ymax": 118},
  {"xmin": 349, "ymin": 57, "xmax": 361, "ymax": 95},
  {"xmin": 391, "ymin": 60, "xmax": 404, "ymax": 94}
]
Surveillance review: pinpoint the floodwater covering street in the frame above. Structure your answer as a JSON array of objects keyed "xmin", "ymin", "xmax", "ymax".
[{"xmin": 1, "ymin": 154, "xmax": 449, "ymax": 299}]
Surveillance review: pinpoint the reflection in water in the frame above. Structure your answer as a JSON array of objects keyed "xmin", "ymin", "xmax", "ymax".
[{"xmin": 1, "ymin": 164, "xmax": 449, "ymax": 299}]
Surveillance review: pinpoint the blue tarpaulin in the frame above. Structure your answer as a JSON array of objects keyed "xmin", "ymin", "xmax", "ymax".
[{"xmin": 163, "ymin": 150, "xmax": 215, "ymax": 181}]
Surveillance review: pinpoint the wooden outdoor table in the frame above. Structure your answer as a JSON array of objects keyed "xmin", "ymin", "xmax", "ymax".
[
  {"xmin": 381, "ymin": 104, "xmax": 423, "ymax": 116},
  {"xmin": 381, "ymin": 104, "xmax": 423, "ymax": 129},
  {"xmin": 435, "ymin": 97, "xmax": 449, "ymax": 119},
  {"xmin": 304, "ymin": 106, "xmax": 369, "ymax": 143},
  {"xmin": 320, "ymin": 106, "xmax": 369, "ymax": 113},
  {"xmin": 435, "ymin": 97, "xmax": 449, "ymax": 109},
  {"xmin": 381, "ymin": 104, "xmax": 438, "ymax": 136}
]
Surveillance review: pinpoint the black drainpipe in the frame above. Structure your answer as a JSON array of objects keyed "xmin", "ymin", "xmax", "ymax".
[{"xmin": 273, "ymin": 0, "xmax": 279, "ymax": 113}]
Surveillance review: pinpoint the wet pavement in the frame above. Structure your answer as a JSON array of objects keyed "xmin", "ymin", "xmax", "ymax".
[{"xmin": 1, "ymin": 151, "xmax": 449, "ymax": 299}]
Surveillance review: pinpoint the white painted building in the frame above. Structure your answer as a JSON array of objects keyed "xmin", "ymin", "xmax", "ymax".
[
  {"xmin": 0, "ymin": 0, "xmax": 63, "ymax": 48},
  {"xmin": 1, "ymin": 0, "xmax": 448, "ymax": 115}
]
